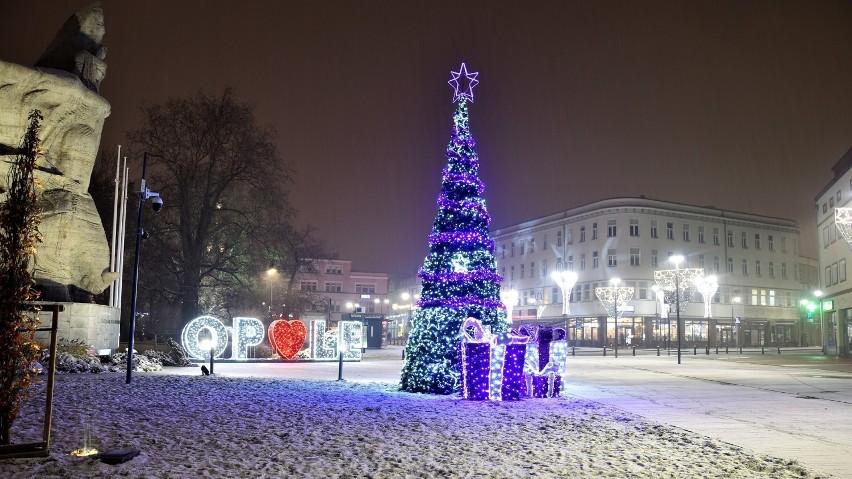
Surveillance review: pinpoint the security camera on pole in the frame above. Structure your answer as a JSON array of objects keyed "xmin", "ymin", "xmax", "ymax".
[{"xmin": 126, "ymin": 152, "xmax": 164, "ymax": 384}]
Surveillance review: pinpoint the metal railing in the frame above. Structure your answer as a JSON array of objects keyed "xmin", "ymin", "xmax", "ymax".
[{"xmin": 0, "ymin": 303, "xmax": 63, "ymax": 459}]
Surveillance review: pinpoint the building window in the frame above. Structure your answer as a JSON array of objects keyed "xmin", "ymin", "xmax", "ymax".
[
  {"xmin": 607, "ymin": 219, "xmax": 617, "ymax": 238},
  {"xmin": 329, "ymin": 300, "xmax": 341, "ymax": 312},
  {"xmin": 520, "ymin": 242, "xmax": 525, "ymax": 256},
  {"xmin": 698, "ymin": 254, "xmax": 705, "ymax": 269},
  {"xmin": 593, "ymin": 251, "xmax": 599, "ymax": 268},
  {"xmin": 683, "ymin": 224, "xmax": 690, "ymax": 242},
  {"xmin": 781, "ymin": 262, "xmax": 787, "ymax": 278},
  {"xmin": 607, "ymin": 249, "xmax": 617, "ymax": 267},
  {"xmin": 529, "ymin": 237, "xmax": 535, "ymax": 253},
  {"xmin": 698, "ymin": 226, "xmax": 705, "ymax": 243},
  {"xmin": 768, "ymin": 261, "xmax": 775, "ymax": 277},
  {"xmin": 580, "ymin": 226, "xmax": 586, "ymax": 242},
  {"xmin": 580, "ymin": 253, "xmax": 586, "ymax": 270},
  {"xmin": 520, "ymin": 264, "xmax": 525, "ymax": 279},
  {"xmin": 543, "ymin": 234, "xmax": 548, "ymax": 250},
  {"xmin": 630, "ymin": 219, "xmax": 639, "ymax": 236},
  {"xmin": 566, "ymin": 229, "xmax": 572, "ymax": 245},
  {"xmin": 830, "ymin": 223, "xmax": 837, "ymax": 244},
  {"xmin": 825, "ymin": 266, "xmax": 831, "ymax": 286},
  {"xmin": 781, "ymin": 237, "xmax": 787, "ymax": 252},
  {"xmin": 592, "ymin": 223, "xmax": 598, "ymax": 240},
  {"xmin": 666, "ymin": 222, "xmax": 674, "ymax": 240},
  {"xmin": 557, "ymin": 230, "xmax": 563, "ymax": 247},
  {"xmin": 301, "ymin": 280, "xmax": 318, "ymax": 291},
  {"xmin": 841, "ymin": 259, "xmax": 847, "ymax": 282},
  {"xmin": 755, "ymin": 260, "xmax": 762, "ymax": 276},
  {"xmin": 769, "ymin": 290, "xmax": 776, "ymax": 306},
  {"xmin": 325, "ymin": 264, "xmax": 342, "ymax": 274},
  {"xmin": 727, "ymin": 257, "xmax": 734, "ymax": 273},
  {"xmin": 566, "ymin": 255, "xmax": 573, "ymax": 271},
  {"xmin": 754, "ymin": 233, "xmax": 761, "ymax": 249},
  {"xmin": 832, "ymin": 263, "xmax": 839, "ymax": 285},
  {"xmin": 742, "ymin": 259, "xmax": 748, "ymax": 275},
  {"xmin": 651, "ymin": 220, "xmax": 658, "ymax": 238},
  {"xmin": 823, "ymin": 203, "xmax": 827, "ymax": 213},
  {"xmin": 355, "ymin": 283, "xmax": 375, "ymax": 294},
  {"xmin": 501, "ymin": 244, "xmax": 506, "ymax": 259},
  {"xmin": 510, "ymin": 265, "xmax": 515, "ymax": 281},
  {"xmin": 325, "ymin": 282, "xmax": 342, "ymax": 292},
  {"xmin": 714, "ymin": 228, "xmax": 720, "ymax": 246},
  {"xmin": 651, "ymin": 249, "xmax": 658, "ymax": 268},
  {"xmin": 630, "ymin": 248, "xmax": 640, "ymax": 266},
  {"xmin": 541, "ymin": 259, "xmax": 547, "ymax": 277},
  {"xmin": 727, "ymin": 230, "xmax": 734, "ymax": 247},
  {"xmin": 713, "ymin": 256, "xmax": 720, "ymax": 273},
  {"xmin": 741, "ymin": 232, "xmax": 748, "ymax": 248},
  {"xmin": 768, "ymin": 235, "xmax": 774, "ymax": 251},
  {"xmin": 511, "ymin": 242, "xmax": 515, "ymax": 257}
]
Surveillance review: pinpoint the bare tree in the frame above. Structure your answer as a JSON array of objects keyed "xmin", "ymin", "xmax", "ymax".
[
  {"xmin": 0, "ymin": 111, "xmax": 43, "ymax": 444},
  {"xmin": 128, "ymin": 89, "xmax": 295, "ymax": 326}
]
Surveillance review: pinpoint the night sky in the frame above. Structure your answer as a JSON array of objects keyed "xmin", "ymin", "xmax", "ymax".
[{"xmin": 3, "ymin": 1, "xmax": 852, "ymax": 275}]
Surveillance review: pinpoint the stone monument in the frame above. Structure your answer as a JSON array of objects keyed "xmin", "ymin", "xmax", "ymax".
[{"xmin": 0, "ymin": 2, "xmax": 120, "ymax": 351}]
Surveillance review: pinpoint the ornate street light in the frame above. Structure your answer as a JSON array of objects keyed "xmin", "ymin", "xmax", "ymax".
[
  {"xmin": 595, "ymin": 277, "xmax": 634, "ymax": 357},
  {"xmin": 500, "ymin": 289, "xmax": 519, "ymax": 324},
  {"xmin": 694, "ymin": 275, "xmax": 719, "ymax": 351},
  {"xmin": 550, "ymin": 270, "xmax": 579, "ymax": 315},
  {"xmin": 654, "ymin": 255, "xmax": 703, "ymax": 364}
]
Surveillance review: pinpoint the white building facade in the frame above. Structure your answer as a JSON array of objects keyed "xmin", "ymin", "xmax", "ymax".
[
  {"xmin": 815, "ymin": 147, "xmax": 852, "ymax": 356},
  {"xmin": 492, "ymin": 197, "xmax": 810, "ymax": 349}
]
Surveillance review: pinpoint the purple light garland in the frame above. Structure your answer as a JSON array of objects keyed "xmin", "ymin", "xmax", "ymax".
[
  {"xmin": 418, "ymin": 270, "xmax": 502, "ymax": 283},
  {"xmin": 418, "ymin": 296, "xmax": 505, "ymax": 310},
  {"xmin": 428, "ymin": 231, "xmax": 493, "ymax": 247}
]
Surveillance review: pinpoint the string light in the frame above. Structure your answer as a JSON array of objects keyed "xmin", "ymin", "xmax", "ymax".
[
  {"xmin": 181, "ymin": 315, "xmax": 229, "ymax": 360},
  {"xmin": 400, "ymin": 65, "xmax": 507, "ymax": 395},
  {"xmin": 268, "ymin": 319, "xmax": 307, "ymax": 359},
  {"xmin": 231, "ymin": 317, "xmax": 265, "ymax": 360}
]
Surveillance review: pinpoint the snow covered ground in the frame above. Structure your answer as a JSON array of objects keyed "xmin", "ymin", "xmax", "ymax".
[{"xmin": 1, "ymin": 367, "xmax": 824, "ymax": 478}]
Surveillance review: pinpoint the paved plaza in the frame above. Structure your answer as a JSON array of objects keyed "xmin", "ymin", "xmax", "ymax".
[{"xmin": 175, "ymin": 346, "xmax": 852, "ymax": 478}]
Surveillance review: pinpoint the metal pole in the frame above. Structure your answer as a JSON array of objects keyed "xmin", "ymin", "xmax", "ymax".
[
  {"xmin": 209, "ymin": 347, "xmax": 214, "ymax": 375},
  {"xmin": 337, "ymin": 351, "xmax": 344, "ymax": 381},
  {"xmin": 126, "ymin": 152, "xmax": 149, "ymax": 384},
  {"xmin": 676, "ymin": 272, "xmax": 681, "ymax": 365}
]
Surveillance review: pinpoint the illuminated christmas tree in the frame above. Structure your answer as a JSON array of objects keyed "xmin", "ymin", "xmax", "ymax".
[{"xmin": 400, "ymin": 63, "xmax": 508, "ymax": 394}]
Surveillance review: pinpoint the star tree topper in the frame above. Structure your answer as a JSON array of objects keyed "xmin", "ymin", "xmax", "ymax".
[{"xmin": 448, "ymin": 62, "xmax": 479, "ymax": 103}]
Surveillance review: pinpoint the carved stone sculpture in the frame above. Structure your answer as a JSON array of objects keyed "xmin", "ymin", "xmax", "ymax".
[{"xmin": 0, "ymin": 1, "xmax": 116, "ymax": 301}]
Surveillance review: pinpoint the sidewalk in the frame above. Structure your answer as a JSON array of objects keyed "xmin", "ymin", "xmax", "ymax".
[{"xmin": 563, "ymin": 352, "xmax": 852, "ymax": 478}]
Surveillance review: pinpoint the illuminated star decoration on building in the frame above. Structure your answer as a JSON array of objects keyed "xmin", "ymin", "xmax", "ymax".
[{"xmin": 448, "ymin": 62, "xmax": 479, "ymax": 103}]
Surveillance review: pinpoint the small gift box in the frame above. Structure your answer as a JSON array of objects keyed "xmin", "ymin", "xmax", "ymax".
[{"xmin": 460, "ymin": 318, "xmax": 528, "ymax": 401}]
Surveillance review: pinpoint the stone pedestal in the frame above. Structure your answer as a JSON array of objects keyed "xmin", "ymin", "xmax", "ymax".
[{"xmin": 34, "ymin": 303, "xmax": 120, "ymax": 353}]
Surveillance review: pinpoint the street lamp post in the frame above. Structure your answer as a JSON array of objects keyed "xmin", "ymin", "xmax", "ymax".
[
  {"xmin": 500, "ymin": 289, "xmax": 519, "ymax": 325},
  {"xmin": 732, "ymin": 296, "xmax": 741, "ymax": 349},
  {"xmin": 695, "ymin": 275, "xmax": 719, "ymax": 352},
  {"xmin": 266, "ymin": 265, "xmax": 277, "ymax": 317},
  {"xmin": 654, "ymin": 255, "xmax": 703, "ymax": 365},
  {"xmin": 126, "ymin": 152, "xmax": 164, "ymax": 384},
  {"xmin": 594, "ymin": 277, "xmax": 634, "ymax": 357},
  {"xmin": 815, "ymin": 290, "xmax": 826, "ymax": 354}
]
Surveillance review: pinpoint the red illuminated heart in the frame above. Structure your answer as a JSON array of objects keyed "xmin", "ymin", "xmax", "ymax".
[{"xmin": 268, "ymin": 320, "xmax": 307, "ymax": 359}]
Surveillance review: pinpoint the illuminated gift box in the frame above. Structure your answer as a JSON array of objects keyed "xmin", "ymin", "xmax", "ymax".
[
  {"xmin": 521, "ymin": 325, "xmax": 568, "ymax": 398},
  {"xmin": 459, "ymin": 318, "xmax": 528, "ymax": 401}
]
